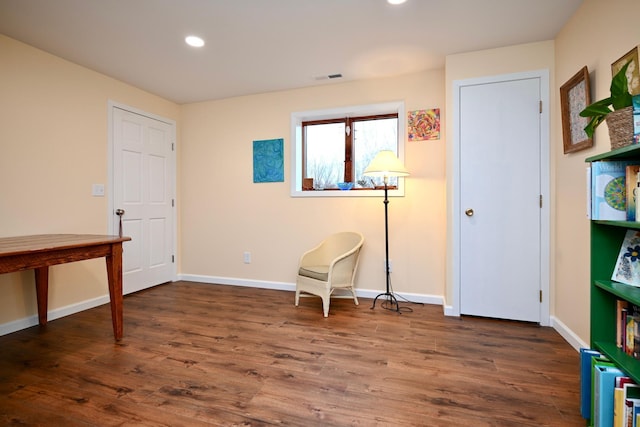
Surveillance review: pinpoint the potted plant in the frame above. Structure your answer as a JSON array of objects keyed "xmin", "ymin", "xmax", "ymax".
[{"xmin": 580, "ymin": 61, "xmax": 633, "ymax": 148}]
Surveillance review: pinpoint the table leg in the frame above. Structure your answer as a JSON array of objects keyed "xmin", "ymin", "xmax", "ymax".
[
  {"xmin": 34, "ymin": 267, "xmax": 49, "ymax": 326},
  {"xmin": 105, "ymin": 243, "xmax": 124, "ymax": 341}
]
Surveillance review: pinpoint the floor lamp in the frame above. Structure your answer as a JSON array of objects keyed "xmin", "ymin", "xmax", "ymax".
[{"xmin": 363, "ymin": 150, "xmax": 409, "ymax": 312}]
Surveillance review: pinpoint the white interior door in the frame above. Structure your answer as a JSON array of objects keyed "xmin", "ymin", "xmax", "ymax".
[
  {"xmin": 112, "ymin": 106, "xmax": 175, "ymax": 294},
  {"xmin": 459, "ymin": 77, "xmax": 541, "ymax": 322}
]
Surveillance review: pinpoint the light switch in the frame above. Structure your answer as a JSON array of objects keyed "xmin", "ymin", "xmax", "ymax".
[{"xmin": 92, "ymin": 184, "xmax": 105, "ymax": 197}]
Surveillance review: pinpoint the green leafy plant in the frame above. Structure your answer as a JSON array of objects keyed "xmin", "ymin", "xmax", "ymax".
[{"xmin": 580, "ymin": 61, "xmax": 633, "ymax": 138}]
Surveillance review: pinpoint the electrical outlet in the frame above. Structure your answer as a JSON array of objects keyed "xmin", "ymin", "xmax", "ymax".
[
  {"xmin": 243, "ymin": 251, "xmax": 251, "ymax": 264},
  {"xmin": 92, "ymin": 184, "xmax": 105, "ymax": 197}
]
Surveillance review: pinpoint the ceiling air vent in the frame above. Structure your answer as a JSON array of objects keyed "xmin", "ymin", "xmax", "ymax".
[{"xmin": 314, "ymin": 73, "xmax": 343, "ymax": 81}]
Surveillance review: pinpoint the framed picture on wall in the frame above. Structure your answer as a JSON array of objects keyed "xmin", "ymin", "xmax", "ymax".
[
  {"xmin": 612, "ymin": 46, "xmax": 640, "ymax": 96},
  {"xmin": 560, "ymin": 66, "xmax": 593, "ymax": 154}
]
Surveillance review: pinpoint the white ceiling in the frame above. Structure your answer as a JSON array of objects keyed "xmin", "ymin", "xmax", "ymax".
[{"xmin": 0, "ymin": 0, "xmax": 583, "ymax": 104}]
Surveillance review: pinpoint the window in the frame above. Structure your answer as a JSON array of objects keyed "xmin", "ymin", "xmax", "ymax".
[{"xmin": 291, "ymin": 101, "xmax": 406, "ymax": 197}]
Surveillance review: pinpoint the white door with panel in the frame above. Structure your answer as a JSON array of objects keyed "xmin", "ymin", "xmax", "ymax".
[
  {"xmin": 459, "ymin": 77, "xmax": 542, "ymax": 322},
  {"xmin": 112, "ymin": 107, "xmax": 175, "ymax": 294}
]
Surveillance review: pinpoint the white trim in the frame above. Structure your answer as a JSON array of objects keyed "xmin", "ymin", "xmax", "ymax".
[
  {"xmin": 177, "ymin": 273, "xmax": 444, "ymax": 305},
  {"xmin": 290, "ymin": 101, "xmax": 406, "ymax": 198},
  {"xmin": 443, "ymin": 304, "xmax": 457, "ymax": 316},
  {"xmin": 0, "ymin": 295, "xmax": 110, "ymax": 337},
  {"xmin": 107, "ymin": 101, "xmax": 178, "ymax": 282},
  {"xmin": 179, "ymin": 274, "xmax": 294, "ymax": 291},
  {"xmin": 551, "ymin": 315, "xmax": 588, "ymax": 352},
  {"xmin": 451, "ymin": 69, "xmax": 551, "ymax": 326}
]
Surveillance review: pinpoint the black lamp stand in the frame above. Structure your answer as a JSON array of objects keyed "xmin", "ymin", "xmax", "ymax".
[{"xmin": 371, "ymin": 179, "xmax": 400, "ymax": 313}]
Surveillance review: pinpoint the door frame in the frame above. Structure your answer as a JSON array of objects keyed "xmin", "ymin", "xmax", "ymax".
[
  {"xmin": 449, "ymin": 70, "xmax": 550, "ymax": 326},
  {"xmin": 107, "ymin": 100, "xmax": 178, "ymax": 284}
]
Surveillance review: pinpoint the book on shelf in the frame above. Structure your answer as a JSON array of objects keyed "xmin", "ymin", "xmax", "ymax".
[
  {"xmin": 614, "ymin": 301, "xmax": 640, "ymax": 360},
  {"xmin": 582, "ymin": 348, "xmax": 609, "ymax": 419},
  {"xmin": 626, "ymin": 165, "xmax": 640, "ymax": 221},
  {"xmin": 594, "ymin": 362, "xmax": 625, "ymax": 427},
  {"xmin": 625, "ymin": 384, "xmax": 640, "ymax": 427},
  {"xmin": 591, "ymin": 354, "xmax": 617, "ymax": 422},
  {"xmin": 626, "ymin": 398, "xmax": 640, "ymax": 427},
  {"xmin": 592, "ymin": 161, "xmax": 635, "ymax": 220},
  {"xmin": 612, "ymin": 230, "xmax": 640, "ymax": 287},
  {"xmin": 633, "ymin": 94, "xmax": 640, "ymax": 145},
  {"xmin": 619, "ymin": 301, "xmax": 631, "ymax": 349},
  {"xmin": 614, "ymin": 377, "xmax": 637, "ymax": 427},
  {"xmin": 616, "ymin": 385, "xmax": 625, "ymax": 426},
  {"xmin": 627, "ymin": 313, "xmax": 640, "ymax": 357},
  {"xmin": 587, "ymin": 163, "xmax": 593, "ymax": 219}
]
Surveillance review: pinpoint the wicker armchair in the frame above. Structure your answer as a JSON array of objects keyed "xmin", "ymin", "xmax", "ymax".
[{"xmin": 295, "ymin": 232, "xmax": 364, "ymax": 317}]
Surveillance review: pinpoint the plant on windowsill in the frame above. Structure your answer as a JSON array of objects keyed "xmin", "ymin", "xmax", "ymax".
[{"xmin": 580, "ymin": 61, "xmax": 633, "ymax": 149}]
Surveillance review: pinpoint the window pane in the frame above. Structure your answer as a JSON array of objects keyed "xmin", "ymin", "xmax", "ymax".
[
  {"xmin": 353, "ymin": 118, "xmax": 398, "ymax": 187},
  {"xmin": 305, "ymin": 122, "xmax": 344, "ymax": 189}
]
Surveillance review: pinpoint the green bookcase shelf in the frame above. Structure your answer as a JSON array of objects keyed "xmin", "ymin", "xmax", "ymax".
[
  {"xmin": 594, "ymin": 280, "xmax": 640, "ymax": 306},
  {"xmin": 586, "ymin": 143, "xmax": 640, "ymax": 162},
  {"xmin": 588, "ymin": 143, "xmax": 640, "ymax": 384},
  {"xmin": 593, "ymin": 342, "xmax": 640, "ymax": 381}
]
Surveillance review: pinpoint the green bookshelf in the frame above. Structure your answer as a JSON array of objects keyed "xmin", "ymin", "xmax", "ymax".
[{"xmin": 587, "ymin": 143, "xmax": 640, "ymax": 384}]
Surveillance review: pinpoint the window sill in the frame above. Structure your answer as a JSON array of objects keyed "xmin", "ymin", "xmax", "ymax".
[{"xmin": 291, "ymin": 185, "xmax": 405, "ymax": 198}]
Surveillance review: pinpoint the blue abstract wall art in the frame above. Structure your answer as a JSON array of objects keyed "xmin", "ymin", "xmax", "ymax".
[{"xmin": 253, "ymin": 138, "xmax": 284, "ymax": 183}]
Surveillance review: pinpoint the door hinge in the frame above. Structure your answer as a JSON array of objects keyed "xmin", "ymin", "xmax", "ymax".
[
  {"xmin": 539, "ymin": 290, "xmax": 543, "ymax": 303},
  {"xmin": 539, "ymin": 100, "xmax": 543, "ymax": 114},
  {"xmin": 172, "ymin": 199, "xmax": 175, "ymax": 207},
  {"xmin": 171, "ymin": 142, "xmax": 175, "ymax": 151},
  {"xmin": 172, "ymin": 255, "xmax": 175, "ymax": 263},
  {"xmin": 539, "ymin": 195, "xmax": 543, "ymax": 208}
]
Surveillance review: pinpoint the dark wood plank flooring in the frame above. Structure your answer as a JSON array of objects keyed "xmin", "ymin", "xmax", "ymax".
[{"xmin": 0, "ymin": 281, "xmax": 583, "ymax": 426}]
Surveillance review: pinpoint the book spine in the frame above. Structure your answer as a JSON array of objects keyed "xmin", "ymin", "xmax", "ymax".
[
  {"xmin": 620, "ymin": 301, "xmax": 630, "ymax": 349},
  {"xmin": 626, "ymin": 165, "xmax": 640, "ymax": 221}
]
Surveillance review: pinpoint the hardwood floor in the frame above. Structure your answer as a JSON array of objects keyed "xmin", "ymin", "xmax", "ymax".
[{"xmin": 0, "ymin": 281, "xmax": 583, "ymax": 426}]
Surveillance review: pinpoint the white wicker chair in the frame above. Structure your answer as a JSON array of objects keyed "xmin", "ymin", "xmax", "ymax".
[{"xmin": 295, "ymin": 231, "xmax": 364, "ymax": 317}]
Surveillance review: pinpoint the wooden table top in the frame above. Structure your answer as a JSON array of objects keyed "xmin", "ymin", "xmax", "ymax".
[{"xmin": 0, "ymin": 234, "xmax": 131, "ymax": 257}]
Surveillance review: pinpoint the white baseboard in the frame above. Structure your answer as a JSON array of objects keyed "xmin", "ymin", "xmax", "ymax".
[
  {"xmin": 177, "ymin": 274, "xmax": 445, "ymax": 306},
  {"xmin": 443, "ymin": 304, "xmax": 458, "ymax": 317},
  {"xmin": 550, "ymin": 315, "xmax": 588, "ymax": 352},
  {"xmin": 178, "ymin": 274, "xmax": 295, "ymax": 292},
  {"xmin": 0, "ymin": 295, "xmax": 110, "ymax": 337}
]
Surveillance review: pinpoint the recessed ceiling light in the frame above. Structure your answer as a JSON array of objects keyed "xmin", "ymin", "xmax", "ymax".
[
  {"xmin": 387, "ymin": 0, "xmax": 407, "ymax": 4},
  {"xmin": 185, "ymin": 36, "xmax": 205, "ymax": 47}
]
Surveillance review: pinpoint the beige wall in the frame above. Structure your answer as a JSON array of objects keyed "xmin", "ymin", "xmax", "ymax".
[
  {"xmin": 0, "ymin": 35, "xmax": 180, "ymax": 326},
  {"xmin": 0, "ymin": 32, "xmax": 447, "ymax": 330},
  {"xmin": 180, "ymin": 70, "xmax": 447, "ymax": 297},
  {"xmin": 554, "ymin": 0, "xmax": 640, "ymax": 344}
]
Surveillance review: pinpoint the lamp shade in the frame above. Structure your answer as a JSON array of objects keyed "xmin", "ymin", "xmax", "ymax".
[{"xmin": 363, "ymin": 150, "xmax": 409, "ymax": 177}]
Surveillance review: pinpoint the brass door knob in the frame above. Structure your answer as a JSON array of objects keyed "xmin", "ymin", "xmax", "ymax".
[{"xmin": 465, "ymin": 208, "xmax": 474, "ymax": 217}]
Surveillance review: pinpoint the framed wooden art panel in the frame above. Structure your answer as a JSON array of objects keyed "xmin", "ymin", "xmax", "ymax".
[
  {"xmin": 612, "ymin": 46, "xmax": 640, "ymax": 96},
  {"xmin": 560, "ymin": 66, "xmax": 592, "ymax": 154}
]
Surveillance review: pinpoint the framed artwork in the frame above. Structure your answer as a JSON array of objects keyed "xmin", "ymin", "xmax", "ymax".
[
  {"xmin": 407, "ymin": 108, "xmax": 440, "ymax": 141},
  {"xmin": 253, "ymin": 138, "xmax": 284, "ymax": 183},
  {"xmin": 612, "ymin": 46, "xmax": 640, "ymax": 96},
  {"xmin": 560, "ymin": 66, "xmax": 592, "ymax": 154}
]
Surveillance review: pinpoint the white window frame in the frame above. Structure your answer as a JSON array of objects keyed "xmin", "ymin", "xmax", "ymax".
[{"xmin": 290, "ymin": 101, "xmax": 406, "ymax": 198}]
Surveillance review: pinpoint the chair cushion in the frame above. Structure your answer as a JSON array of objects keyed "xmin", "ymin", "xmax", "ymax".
[{"xmin": 298, "ymin": 265, "xmax": 329, "ymax": 281}]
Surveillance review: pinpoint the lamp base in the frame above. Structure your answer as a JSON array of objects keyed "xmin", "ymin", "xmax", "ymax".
[{"xmin": 371, "ymin": 291, "xmax": 401, "ymax": 313}]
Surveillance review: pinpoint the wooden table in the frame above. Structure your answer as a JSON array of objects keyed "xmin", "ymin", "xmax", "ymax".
[{"xmin": 0, "ymin": 234, "xmax": 131, "ymax": 341}]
